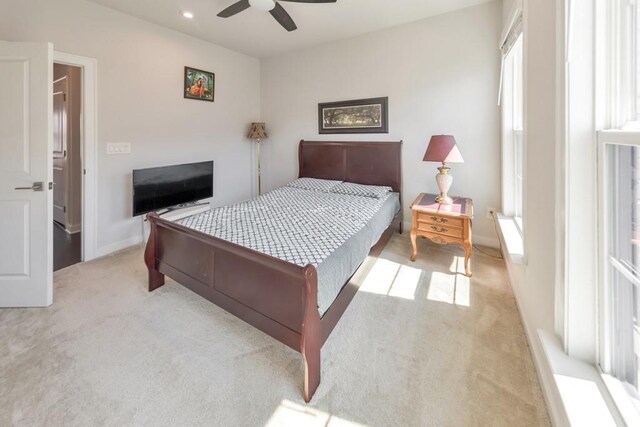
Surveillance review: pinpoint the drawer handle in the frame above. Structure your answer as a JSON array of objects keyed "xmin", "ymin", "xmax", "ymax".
[
  {"xmin": 430, "ymin": 216, "xmax": 448, "ymax": 224},
  {"xmin": 431, "ymin": 226, "xmax": 448, "ymax": 233}
]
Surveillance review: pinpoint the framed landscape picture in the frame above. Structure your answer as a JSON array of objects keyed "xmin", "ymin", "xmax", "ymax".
[
  {"xmin": 184, "ymin": 66, "xmax": 215, "ymax": 102},
  {"xmin": 318, "ymin": 97, "xmax": 388, "ymax": 134}
]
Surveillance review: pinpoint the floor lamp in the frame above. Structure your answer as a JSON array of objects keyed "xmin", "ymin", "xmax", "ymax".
[{"xmin": 247, "ymin": 122, "xmax": 268, "ymax": 195}]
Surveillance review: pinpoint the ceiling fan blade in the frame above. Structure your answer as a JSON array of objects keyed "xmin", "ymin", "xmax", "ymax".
[
  {"xmin": 279, "ymin": 0, "xmax": 337, "ymax": 3},
  {"xmin": 270, "ymin": 3, "xmax": 298, "ymax": 32},
  {"xmin": 217, "ymin": 0, "xmax": 251, "ymax": 18}
]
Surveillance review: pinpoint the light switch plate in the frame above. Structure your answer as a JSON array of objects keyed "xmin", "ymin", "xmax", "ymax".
[{"xmin": 107, "ymin": 143, "xmax": 131, "ymax": 155}]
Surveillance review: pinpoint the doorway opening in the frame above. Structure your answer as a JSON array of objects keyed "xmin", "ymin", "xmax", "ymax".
[
  {"xmin": 53, "ymin": 63, "xmax": 82, "ymax": 271},
  {"xmin": 52, "ymin": 51, "xmax": 98, "ymax": 270}
]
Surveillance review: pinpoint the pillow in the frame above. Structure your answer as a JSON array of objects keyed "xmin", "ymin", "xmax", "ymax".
[
  {"xmin": 330, "ymin": 182, "xmax": 392, "ymax": 199},
  {"xmin": 286, "ymin": 177, "xmax": 342, "ymax": 192}
]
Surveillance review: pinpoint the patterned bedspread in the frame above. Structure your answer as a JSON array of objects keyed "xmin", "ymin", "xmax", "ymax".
[
  {"xmin": 176, "ymin": 185, "xmax": 400, "ymax": 314},
  {"xmin": 177, "ymin": 186, "xmax": 392, "ymax": 267}
]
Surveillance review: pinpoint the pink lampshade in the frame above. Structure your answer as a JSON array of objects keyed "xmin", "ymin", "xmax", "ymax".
[{"xmin": 423, "ymin": 135, "xmax": 464, "ymax": 163}]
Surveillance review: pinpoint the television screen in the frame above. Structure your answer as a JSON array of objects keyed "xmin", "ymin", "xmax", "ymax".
[{"xmin": 132, "ymin": 161, "xmax": 213, "ymax": 216}]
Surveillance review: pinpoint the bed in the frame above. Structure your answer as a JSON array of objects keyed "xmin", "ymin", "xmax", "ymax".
[{"xmin": 144, "ymin": 140, "xmax": 403, "ymax": 402}]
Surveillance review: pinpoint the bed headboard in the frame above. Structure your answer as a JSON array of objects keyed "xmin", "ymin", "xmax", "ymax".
[{"xmin": 298, "ymin": 140, "xmax": 402, "ymax": 194}]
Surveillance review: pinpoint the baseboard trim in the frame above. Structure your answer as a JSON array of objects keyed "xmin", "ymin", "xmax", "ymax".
[
  {"xmin": 95, "ymin": 235, "xmax": 143, "ymax": 258},
  {"xmin": 66, "ymin": 223, "xmax": 81, "ymax": 234},
  {"xmin": 507, "ymin": 267, "xmax": 570, "ymax": 426},
  {"xmin": 502, "ymin": 255, "xmax": 623, "ymax": 425},
  {"xmin": 473, "ymin": 234, "xmax": 500, "ymax": 248}
]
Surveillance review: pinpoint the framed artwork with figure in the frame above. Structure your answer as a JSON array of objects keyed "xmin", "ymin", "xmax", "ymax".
[{"xmin": 184, "ymin": 66, "xmax": 215, "ymax": 102}]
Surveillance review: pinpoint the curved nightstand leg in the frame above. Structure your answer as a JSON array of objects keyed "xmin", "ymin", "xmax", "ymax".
[
  {"xmin": 410, "ymin": 230, "xmax": 418, "ymax": 262},
  {"xmin": 464, "ymin": 243, "xmax": 472, "ymax": 277}
]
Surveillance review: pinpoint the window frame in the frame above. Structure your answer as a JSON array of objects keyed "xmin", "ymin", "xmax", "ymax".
[
  {"xmin": 501, "ymin": 33, "xmax": 525, "ymax": 235},
  {"xmin": 596, "ymin": 0, "xmax": 640, "ymax": 423},
  {"xmin": 596, "ymin": 0, "xmax": 640, "ymax": 424},
  {"xmin": 597, "ymin": 130, "xmax": 640, "ymax": 424}
]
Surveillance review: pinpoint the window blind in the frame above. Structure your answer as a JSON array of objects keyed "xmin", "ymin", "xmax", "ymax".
[
  {"xmin": 500, "ymin": 13, "xmax": 523, "ymax": 56},
  {"xmin": 498, "ymin": 11, "xmax": 524, "ymax": 105}
]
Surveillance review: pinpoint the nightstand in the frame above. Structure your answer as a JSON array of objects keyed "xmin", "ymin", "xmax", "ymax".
[{"xmin": 410, "ymin": 193, "xmax": 474, "ymax": 276}]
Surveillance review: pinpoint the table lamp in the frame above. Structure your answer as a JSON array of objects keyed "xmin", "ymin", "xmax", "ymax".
[
  {"xmin": 423, "ymin": 135, "xmax": 464, "ymax": 204},
  {"xmin": 247, "ymin": 122, "xmax": 268, "ymax": 195}
]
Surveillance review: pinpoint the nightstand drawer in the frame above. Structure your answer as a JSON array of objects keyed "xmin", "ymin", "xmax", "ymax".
[
  {"xmin": 410, "ymin": 193, "xmax": 473, "ymax": 276},
  {"xmin": 417, "ymin": 222, "xmax": 464, "ymax": 239},
  {"xmin": 416, "ymin": 212, "xmax": 464, "ymax": 229}
]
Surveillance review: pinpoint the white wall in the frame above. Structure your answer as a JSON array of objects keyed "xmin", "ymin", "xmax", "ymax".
[
  {"xmin": 498, "ymin": 0, "xmax": 565, "ymax": 423},
  {"xmin": 0, "ymin": 0, "xmax": 261, "ymax": 256},
  {"xmin": 519, "ymin": 0, "xmax": 558, "ymax": 337},
  {"xmin": 261, "ymin": 1, "xmax": 502, "ymax": 246},
  {"xmin": 502, "ymin": 0, "xmax": 523, "ymax": 26}
]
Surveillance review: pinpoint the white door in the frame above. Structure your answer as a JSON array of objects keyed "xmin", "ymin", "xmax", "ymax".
[{"xmin": 0, "ymin": 42, "xmax": 53, "ymax": 307}]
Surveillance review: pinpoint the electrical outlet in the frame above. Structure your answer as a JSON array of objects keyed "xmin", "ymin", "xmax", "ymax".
[{"xmin": 486, "ymin": 207, "xmax": 497, "ymax": 220}]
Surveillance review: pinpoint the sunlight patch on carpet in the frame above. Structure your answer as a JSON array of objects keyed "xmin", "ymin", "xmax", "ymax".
[
  {"xmin": 266, "ymin": 399, "xmax": 367, "ymax": 427},
  {"xmin": 359, "ymin": 258, "xmax": 421, "ymax": 300},
  {"xmin": 448, "ymin": 255, "xmax": 468, "ymax": 275},
  {"xmin": 427, "ymin": 271, "xmax": 470, "ymax": 307}
]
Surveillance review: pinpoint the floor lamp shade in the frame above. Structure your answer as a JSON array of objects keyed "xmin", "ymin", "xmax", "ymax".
[
  {"xmin": 423, "ymin": 135, "xmax": 464, "ymax": 204},
  {"xmin": 248, "ymin": 123, "xmax": 268, "ymax": 196},
  {"xmin": 248, "ymin": 122, "xmax": 268, "ymax": 140}
]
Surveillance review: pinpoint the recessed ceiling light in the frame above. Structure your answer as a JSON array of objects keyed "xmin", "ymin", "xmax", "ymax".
[{"xmin": 181, "ymin": 10, "xmax": 194, "ymax": 19}]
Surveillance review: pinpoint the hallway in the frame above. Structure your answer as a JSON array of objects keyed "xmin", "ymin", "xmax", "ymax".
[{"xmin": 53, "ymin": 222, "xmax": 81, "ymax": 271}]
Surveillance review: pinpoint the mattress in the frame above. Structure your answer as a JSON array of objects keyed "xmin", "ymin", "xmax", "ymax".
[{"xmin": 176, "ymin": 185, "xmax": 401, "ymax": 315}]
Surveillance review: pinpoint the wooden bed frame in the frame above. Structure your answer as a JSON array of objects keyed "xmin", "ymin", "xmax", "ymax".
[{"xmin": 144, "ymin": 140, "xmax": 402, "ymax": 402}]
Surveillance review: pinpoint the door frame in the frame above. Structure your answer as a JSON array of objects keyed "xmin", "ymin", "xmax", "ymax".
[{"xmin": 53, "ymin": 51, "xmax": 97, "ymax": 262}]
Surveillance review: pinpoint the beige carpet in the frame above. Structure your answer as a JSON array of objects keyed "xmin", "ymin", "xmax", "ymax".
[{"xmin": 0, "ymin": 233, "xmax": 549, "ymax": 426}]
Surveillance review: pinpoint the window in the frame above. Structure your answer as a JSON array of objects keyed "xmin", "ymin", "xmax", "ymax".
[
  {"xmin": 599, "ymin": 1, "xmax": 640, "ymax": 421},
  {"xmin": 636, "ymin": 4, "xmax": 640, "ymax": 123},
  {"xmin": 511, "ymin": 37, "xmax": 524, "ymax": 225},
  {"xmin": 501, "ymin": 31, "xmax": 524, "ymax": 230},
  {"xmin": 603, "ymin": 142, "xmax": 640, "ymax": 412}
]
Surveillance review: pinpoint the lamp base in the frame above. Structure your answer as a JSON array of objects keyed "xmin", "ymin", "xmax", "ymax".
[
  {"xmin": 435, "ymin": 194, "xmax": 453, "ymax": 204},
  {"xmin": 434, "ymin": 164, "xmax": 453, "ymax": 205}
]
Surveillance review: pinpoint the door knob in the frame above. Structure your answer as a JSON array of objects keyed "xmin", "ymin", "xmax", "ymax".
[{"xmin": 14, "ymin": 182, "xmax": 43, "ymax": 191}]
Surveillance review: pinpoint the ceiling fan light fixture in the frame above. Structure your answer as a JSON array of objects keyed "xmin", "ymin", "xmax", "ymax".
[
  {"xmin": 249, "ymin": 0, "xmax": 276, "ymax": 12},
  {"xmin": 218, "ymin": 0, "xmax": 336, "ymax": 32}
]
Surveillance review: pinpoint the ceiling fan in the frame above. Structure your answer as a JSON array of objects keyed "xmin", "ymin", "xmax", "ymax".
[{"xmin": 217, "ymin": 0, "xmax": 337, "ymax": 32}]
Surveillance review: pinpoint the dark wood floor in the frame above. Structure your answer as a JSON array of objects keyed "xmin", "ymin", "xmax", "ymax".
[{"xmin": 54, "ymin": 222, "xmax": 81, "ymax": 272}]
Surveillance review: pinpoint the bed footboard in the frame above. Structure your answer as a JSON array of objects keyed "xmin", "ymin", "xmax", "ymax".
[{"xmin": 144, "ymin": 212, "xmax": 322, "ymax": 402}]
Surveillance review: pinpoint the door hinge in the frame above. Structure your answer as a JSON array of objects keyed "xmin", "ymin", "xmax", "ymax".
[
  {"xmin": 83, "ymin": 169, "xmax": 86, "ymax": 175},
  {"xmin": 63, "ymin": 206, "xmax": 66, "ymax": 213},
  {"xmin": 48, "ymin": 182, "xmax": 53, "ymax": 190},
  {"xmin": 63, "ymin": 93, "xmax": 66, "ymax": 102}
]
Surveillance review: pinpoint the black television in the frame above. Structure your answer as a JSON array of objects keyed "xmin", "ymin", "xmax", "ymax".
[{"xmin": 132, "ymin": 161, "xmax": 213, "ymax": 216}]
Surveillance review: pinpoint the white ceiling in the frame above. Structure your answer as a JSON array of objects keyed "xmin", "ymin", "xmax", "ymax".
[{"xmin": 86, "ymin": 0, "xmax": 495, "ymax": 58}]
